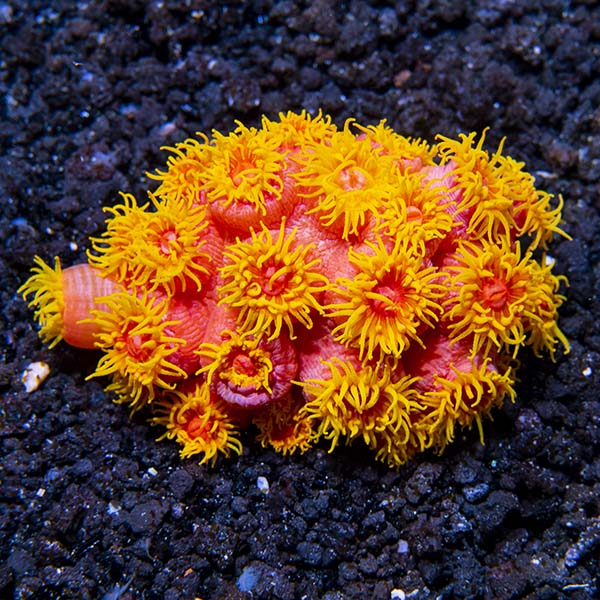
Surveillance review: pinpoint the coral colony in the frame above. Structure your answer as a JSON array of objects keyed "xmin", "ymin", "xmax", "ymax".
[{"xmin": 20, "ymin": 111, "xmax": 570, "ymax": 467}]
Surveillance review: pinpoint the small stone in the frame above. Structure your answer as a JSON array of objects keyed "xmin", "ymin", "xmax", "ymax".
[
  {"xmin": 463, "ymin": 483, "xmax": 490, "ymax": 503},
  {"xmin": 125, "ymin": 499, "xmax": 167, "ymax": 534},
  {"xmin": 297, "ymin": 541, "xmax": 323, "ymax": 566}
]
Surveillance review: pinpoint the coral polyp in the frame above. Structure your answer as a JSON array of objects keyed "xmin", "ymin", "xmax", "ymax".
[
  {"xmin": 89, "ymin": 192, "xmax": 212, "ymax": 295},
  {"xmin": 19, "ymin": 111, "xmax": 570, "ymax": 467},
  {"xmin": 152, "ymin": 382, "xmax": 243, "ymax": 466},
  {"xmin": 296, "ymin": 121, "xmax": 396, "ymax": 239},
  {"xmin": 300, "ymin": 358, "xmax": 422, "ymax": 456},
  {"xmin": 327, "ymin": 236, "xmax": 444, "ymax": 362},
  {"xmin": 198, "ymin": 329, "xmax": 297, "ymax": 408},
  {"xmin": 89, "ymin": 291, "xmax": 187, "ymax": 407},
  {"xmin": 218, "ymin": 221, "xmax": 328, "ymax": 340}
]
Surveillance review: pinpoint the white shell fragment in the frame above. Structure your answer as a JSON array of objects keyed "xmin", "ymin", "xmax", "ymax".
[
  {"xmin": 21, "ymin": 361, "xmax": 50, "ymax": 393},
  {"xmin": 256, "ymin": 476, "xmax": 270, "ymax": 494}
]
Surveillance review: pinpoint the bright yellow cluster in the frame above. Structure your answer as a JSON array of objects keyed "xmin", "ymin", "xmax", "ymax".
[
  {"xmin": 448, "ymin": 243, "xmax": 567, "ymax": 362},
  {"xmin": 328, "ymin": 236, "xmax": 444, "ymax": 362},
  {"xmin": 152, "ymin": 383, "xmax": 243, "ymax": 466},
  {"xmin": 218, "ymin": 221, "xmax": 328, "ymax": 340},
  {"xmin": 300, "ymin": 359, "xmax": 422, "ymax": 465},
  {"xmin": 88, "ymin": 192, "xmax": 211, "ymax": 295},
  {"xmin": 89, "ymin": 291, "xmax": 187, "ymax": 408},
  {"xmin": 19, "ymin": 111, "xmax": 570, "ymax": 467},
  {"xmin": 200, "ymin": 331, "xmax": 273, "ymax": 388}
]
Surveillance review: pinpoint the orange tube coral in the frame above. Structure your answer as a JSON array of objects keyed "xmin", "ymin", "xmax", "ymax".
[{"xmin": 19, "ymin": 110, "xmax": 570, "ymax": 467}]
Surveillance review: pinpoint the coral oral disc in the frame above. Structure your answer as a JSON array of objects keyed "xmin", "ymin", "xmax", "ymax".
[{"xmin": 480, "ymin": 277, "xmax": 509, "ymax": 311}]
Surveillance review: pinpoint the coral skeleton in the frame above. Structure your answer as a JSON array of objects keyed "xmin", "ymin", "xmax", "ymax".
[{"xmin": 19, "ymin": 111, "xmax": 570, "ymax": 467}]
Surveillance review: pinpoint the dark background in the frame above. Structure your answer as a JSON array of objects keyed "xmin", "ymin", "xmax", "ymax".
[{"xmin": 1, "ymin": 1, "xmax": 599, "ymax": 598}]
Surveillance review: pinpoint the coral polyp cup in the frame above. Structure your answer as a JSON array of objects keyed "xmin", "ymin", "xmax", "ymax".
[
  {"xmin": 19, "ymin": 110, "xmax": 570, "ymax": 467},
  {"xmin": 19, "ymin": 258, "xmax": 122, "ymax": 349}
]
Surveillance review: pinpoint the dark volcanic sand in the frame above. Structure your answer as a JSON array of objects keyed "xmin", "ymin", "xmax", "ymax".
[{"xmin": 1, "ymin": 1, "xmax": 599, "ymax": 599}]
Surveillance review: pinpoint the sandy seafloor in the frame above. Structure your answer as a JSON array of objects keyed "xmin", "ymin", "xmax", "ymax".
[{"xmin": 1, "ymin": 1, "xmax": 599, "ymax": 599}]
